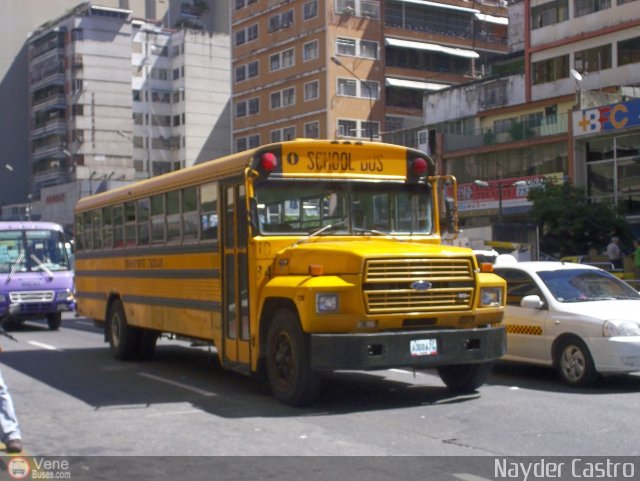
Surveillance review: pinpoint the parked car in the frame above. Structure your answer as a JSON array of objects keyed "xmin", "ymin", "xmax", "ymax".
[{"xmin": 493, "ymin": 255, "xmax": 640, "ymax": 387}]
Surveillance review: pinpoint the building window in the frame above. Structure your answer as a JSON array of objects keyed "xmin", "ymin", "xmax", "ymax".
[
  {"xmin": 304, "ymin": 121, "xmax": 320, "ymax": 138},
  {"xmin": 247, "ymin": 61, "xmax": 258, "ymax": 78},
  {"xmin": 574, "ymin": 44, "xmax": 612, "ymax": 73},
  {"xmin": 335, "ymin": 0, "xmax": 380, "ymax": 18},
  {"xmin": 270, "ymin": 87, "xmax": 295, "ymax": 109},
  {"xmin": 574, "ymin": 0, "xmax": 611, "ymax": 17},
  {"xmin": 235, "ymin": 65, "xmax": 246, "ymax": 82},
  {"xmin": 531, "ymin": 0, "xmax": 568, "ymax": 29},
  {"xmin": 303, "ymin": 40, "xmax": 319, "ymax": 61},
  {"xmin": 336, "ymin": 37, "xmax": 378, "ymax": 59},
  {"xmin": 304, "ymin": 0, "xmax": 318, "ymax": 19},
  {"xmin": 236, "ymin": 98, "xmax": 260, "ymax": 118},
  {"xmin": 236, "ymin": 134, "xmax": 260, "ymax": 152},
  {"xmin": 269, "ymin": 48, "xmax": 295, "ymax": 71},
  {"xmin": 360, "ymin": 40, "xmax": 378, "ymax": 59},
  {"xmin": 235, "ymin": 24, "xmax": 258, "ymax": 46},
  {"xmin": 337, "ymin": 119, "xmax": 379, "ymax": 139},
  {"xmin": 268, "ymin": 9, "xmax": 294, "ymax": 32},
  {"xmin": 271, "ymin": 126, "xmax": 296, "ymax": 142},
  {"xmin": 532, "ymin": 54, "xmax": 569, "ymax": 84},
  {"xmin": 337, "ymin": 78, "xmax": 357, "ymax": 97},
  {"xmin": 304, "ymin": 80, "xmax": 319, "ymax": 101},
  {"xmin": 337, "ymin": 78, "xmax": 379, "ymax": 99},
  {"xmin": 618, "ymin": 36, "xmax": 640, "ymax": 66},
  {"xmin": 336, "ymin": 37, "xmax": 356, "ymax": 56}
]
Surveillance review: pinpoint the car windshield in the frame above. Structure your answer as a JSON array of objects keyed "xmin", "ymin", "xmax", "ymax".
[
  {"xmin": 253, "ymin": 179, "xmax": 433, "ymax": 236},
  {"xmin": 538, "ymin": 268, "xmax": 640, "ymax": 302},
  {"xmin": 0, "ymin": 229, "xmax": 71, "ymax": 274}
]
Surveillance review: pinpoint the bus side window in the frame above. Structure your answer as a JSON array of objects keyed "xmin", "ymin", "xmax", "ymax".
[{"xmin": 200, "ymin": 182, "xmax": 218, "ymax": 241}]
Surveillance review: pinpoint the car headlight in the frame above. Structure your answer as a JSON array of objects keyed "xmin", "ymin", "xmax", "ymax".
[
  {"xmin": 56, "ymin": 289, "xmax": 75, "ymax": 302},
  {"xmin": 603, "ymin": 320, "xmax": 640, "ymax": 337},
  {"xmin": 316, "ymin": 293, "xmax": 339, "ymax": 313},
  {"xmin": 480, "ymin": 287, "xmax": 502, "ymax": 307}
]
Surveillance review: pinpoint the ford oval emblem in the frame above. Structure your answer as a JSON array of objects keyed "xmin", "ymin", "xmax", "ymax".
[{"xmin": 411, "ymin": 280, "xmax": 432, "ymax": 291}]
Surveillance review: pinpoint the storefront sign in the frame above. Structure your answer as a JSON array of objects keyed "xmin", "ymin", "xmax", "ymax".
[
  {"xmin": 573, "ymin": 97, "xmax": 640, "ymax": 137},
  {"xmin": 457, "ymin": 173, "xmax": 563, "ymax": 213}
]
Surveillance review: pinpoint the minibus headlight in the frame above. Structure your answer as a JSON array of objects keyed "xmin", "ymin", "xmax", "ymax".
[
  {"xmin": 56, "ymin": 289, "xmax": 75, "ymax": 302},
  {"xmin": 480, "ymin": 287, "xmax": 502, "ymax": 307},
  {"xmin": 316, "ymin": 293, "xmax": 339, "ymax": 313}
]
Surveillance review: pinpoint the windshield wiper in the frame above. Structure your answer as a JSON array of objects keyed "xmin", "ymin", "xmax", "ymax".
[
  {"xmin": 30, "ymin": 254, "xmax": 54, "ymax": 280},
  {"xmin": 352, "ymin": 227, "xmax": 388, "ymax": 236},
  {"xmin": 293, "ymin": 221, "xmax": 346, "ymax": 247},
  {"xmin": 5, "ymin": 253, "xmax": 25, "ymax": 284}
]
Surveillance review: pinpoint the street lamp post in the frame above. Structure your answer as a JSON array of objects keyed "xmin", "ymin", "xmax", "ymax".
[
  {"xmin": 330, "ymin": 56, "xmax": 374, "ymax": 141},
  {"xmin": 475, "ymin": 179, "xmax": 527, "ymax": 223},
  {"xmin": 5, "ymin": 164, "xmax": 31, "ymax": 220}
]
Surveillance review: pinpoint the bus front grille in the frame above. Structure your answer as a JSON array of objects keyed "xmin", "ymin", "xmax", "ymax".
[{"xmin": 363, "ymin": 258, "xmax": 474, "ymax": 314}]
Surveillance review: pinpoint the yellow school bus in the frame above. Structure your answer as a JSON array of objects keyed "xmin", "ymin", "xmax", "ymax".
[{"xmin": 74, "ymin": 139, "xmax": 506, "ymax": 405}]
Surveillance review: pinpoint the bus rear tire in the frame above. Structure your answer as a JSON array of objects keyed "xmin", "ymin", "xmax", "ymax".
[
  {"xmin": 437, "ymin": 361, "xmax": 494, "ymax": 394},
  {"xmin": 47, "ymin": 313, "xmax": 62, "ymax": 330},
  {"xmin": 108, "ymin": 299, "xmax": 139, "ymax": 361},
  {"xmin": 137, "ymin": 330, "xmax": 158, "ymax": 360},
  {"xmin": 266, "ymin": 309, "xmax": 320, "ymax": 406}
]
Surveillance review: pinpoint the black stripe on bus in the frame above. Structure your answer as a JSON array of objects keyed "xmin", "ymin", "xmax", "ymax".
[
  {"xmin": 76, "ymin": 291, "xmax": 108, "ymax": 301},
  {"xmin": 122, "ymin": 295, "xmax": 221, "ymax": 312},
  {"xmin": 76, "ymin": 269, "xmax": 219, "ymax": 279},
  {"xmin": 75, "ymin": 242, "xmax": 218, "ymax": 260}
]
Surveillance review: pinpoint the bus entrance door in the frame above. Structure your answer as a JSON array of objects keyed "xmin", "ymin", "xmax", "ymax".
[{"xmin": 221, "ymin": 182, "xmax": 251, "ymax": 372}]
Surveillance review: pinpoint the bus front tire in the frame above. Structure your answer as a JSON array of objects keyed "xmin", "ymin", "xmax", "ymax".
[
  {"xmin": 266, "ymin": 309, "xmax": 320, "ymax": 406},
  {"xmin": 108, "ymin": 299, "xmax": 139, "ymax": 361},
  {"xmin": 47, "ymin": 313, "xmax": 62, "ymax": 331},
  {"xmin": 437, "ymin": 361, "xmax": 494, "ymax": 394}
]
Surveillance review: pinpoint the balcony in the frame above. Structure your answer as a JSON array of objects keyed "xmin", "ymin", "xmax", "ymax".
[{"xmin": 443, "ymin": 112, "xmax": 569, "ymax": 152}]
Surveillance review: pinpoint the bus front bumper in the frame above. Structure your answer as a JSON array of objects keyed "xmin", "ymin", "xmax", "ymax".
[{"xmin": 309, "ymin": 326, "xmax": 506, "ymax": 371}]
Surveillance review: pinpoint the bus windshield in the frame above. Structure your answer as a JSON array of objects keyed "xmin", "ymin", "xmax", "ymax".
[
  {"xmin": 254, "ymin": 179, "xmax": 433, "ymax": 236},
  {"xmin": 0, "ymin": 229, "xmax": 71, "ymax": 274}
]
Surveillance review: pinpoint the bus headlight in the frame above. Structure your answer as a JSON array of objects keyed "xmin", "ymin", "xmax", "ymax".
[
  {"xmin": 480, "ymin": 287, "xmax": 502, "ymax": 307},
  {"xmin": 316, "ymin": 293, "xmax": 339, "ymax": 313},
  {"xmin": 56, "ymin": 289, "xmax": 75, "ymax": 302}
]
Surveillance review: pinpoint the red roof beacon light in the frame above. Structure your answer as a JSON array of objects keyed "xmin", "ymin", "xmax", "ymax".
[
  {"xmin": 411, "ymin": 157, "xmax": 428, "ymax": 176},
  {"xmin": 260, "ymin": 152, "xmax": 278, "ymax": 172}
]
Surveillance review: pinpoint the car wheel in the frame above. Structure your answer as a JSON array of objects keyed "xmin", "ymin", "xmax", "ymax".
[
  {"xmin": 108, "ymin": 299, "xmax": 139, "ymax": 360},
  {"xmin": 46, "ymin": 313, "xmax": 62, "ymax": 330},
  {"xmin": 266, "ymin": 308, "xmax": 320, "ymax": 406},
  {"xmin": 554, "ymin": 337, "xmax": 598, "ymax": 387},
  {"xmin": 437, "ymin": 361, "xmax": 494, "ymax": 394}
]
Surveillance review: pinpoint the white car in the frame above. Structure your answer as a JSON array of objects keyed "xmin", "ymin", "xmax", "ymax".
[{"xmin": 493, "ymin": 256, "xmax": 640, "ymax": 387}]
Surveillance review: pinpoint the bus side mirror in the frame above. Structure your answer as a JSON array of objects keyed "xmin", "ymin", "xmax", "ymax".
[{"xmin": 443, "ymin": 196, "xmax": 457, "ymax": 234}]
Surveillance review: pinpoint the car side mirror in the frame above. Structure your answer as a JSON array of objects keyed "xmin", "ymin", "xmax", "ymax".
[{"xmin": 520, "ymin": 295, "xmax": 544, "ymax": 309}]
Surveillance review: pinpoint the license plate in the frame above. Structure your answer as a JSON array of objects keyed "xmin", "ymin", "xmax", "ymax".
[{"xmin": 410, "ymin": 338, "xmax": 438, "ymax": 357}]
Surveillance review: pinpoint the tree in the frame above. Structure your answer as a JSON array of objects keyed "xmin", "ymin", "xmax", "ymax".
[{"xmin": 527, "ymin": 182, "xmax": 631, "ymax": 257}]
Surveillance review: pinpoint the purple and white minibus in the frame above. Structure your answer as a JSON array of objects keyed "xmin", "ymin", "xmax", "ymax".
[{"xmin": 0, "ymin": 221, "xmax": 75, "ymax": 330}]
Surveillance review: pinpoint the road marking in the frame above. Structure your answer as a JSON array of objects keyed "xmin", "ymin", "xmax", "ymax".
[
  {"xmin": 453, "ymin": 474, "xmax": 493, "ymax": 481},
  {"xmin": 146, "ymin": 409, "xmax": 202, "ymax": 418},
  {"xmin": 27, "ymin": 341, "xmax": 62, "ymax": 351},
  {"xmin": 138, "ymin": 372, "xmax": 217, "ymax": 397}
]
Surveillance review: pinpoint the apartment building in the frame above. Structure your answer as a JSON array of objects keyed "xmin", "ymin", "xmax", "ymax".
[
  {"xmin": 385, "ymin": 0, "xmax": 640, "ymax": 244},
  {"xmin": 231, "ymin": 0, "xmax": 508, "ymax": 151},
  {"xmin": 0, "ymin": 0, "xmax": 229, "ymax": 224},
  {"xmin": 21, "ymin": 2, "xmax": 230, "ymax": 228}
]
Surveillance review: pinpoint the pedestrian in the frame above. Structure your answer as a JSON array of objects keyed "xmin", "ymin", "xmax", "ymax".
[
  {"xmin": 0, "ymin": 365, "xmax": 22, "ymax": 453},
  {"xmin": 634, "ymin": 239, "xmax": 640, "ymax": 280},
  {"xmin": 606, "ymin": 236, "xmax": 623, "ymax": 270}
]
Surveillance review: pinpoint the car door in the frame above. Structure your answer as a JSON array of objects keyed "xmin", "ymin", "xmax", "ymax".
[{"xmin": 495, "ymin": 268, "xmax": 551, "ymax": 364}]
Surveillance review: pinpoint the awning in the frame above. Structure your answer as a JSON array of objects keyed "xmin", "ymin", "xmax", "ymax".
[
  {"xmin": 395, "ymin": 0, "xmax": 479, "ymax": 14},
  {"xmin": 385, "ymin": 77, "xmax": 449, "ymax": 91},
  {"xmin": 385, "ymin": 37, "xmax": 480, "ymax": 59},
  {"xmin": 474, "ymin": 13, "xmax": 508, "ymax": 25}
]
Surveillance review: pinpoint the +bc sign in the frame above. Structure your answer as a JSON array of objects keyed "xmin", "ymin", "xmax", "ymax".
[{"xmin": 573, "ymin": 98, "xmax": 640, "ymax": 137}]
